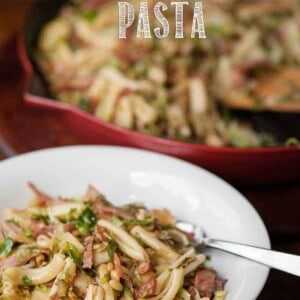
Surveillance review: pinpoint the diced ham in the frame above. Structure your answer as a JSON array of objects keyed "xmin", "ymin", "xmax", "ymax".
[
  {"xmin": 135, "ymin": 278, "xmax": 157, "ymax": 298},
  {"xmin": 83, "ymin": 236, "xmax": 94, "ymax": 269}
]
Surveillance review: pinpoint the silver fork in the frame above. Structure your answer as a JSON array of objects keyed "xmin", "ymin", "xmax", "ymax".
[{"xmin": 177, "ymin": 221, "xmax": 300, "ymax": 277}]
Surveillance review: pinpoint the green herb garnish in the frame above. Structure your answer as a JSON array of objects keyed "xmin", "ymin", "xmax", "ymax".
[
  {"xmin": 131, "ymin": 62, "xmax": 147, "ymax": 78},
  {"xmin": 82, "ymin": 10, "xmax": 98, "ymax": 22},
  {"xmin": 24, "ymin": 229, "xmax": 33, "ymax": 238},
  {"xmin": 22, "ymin": 275, "xmax": 32, "ymax": 286},
  {"xmin": 206, "ymin": 255, "xmax": 211, "ymax": 261},
  {"xmin": 206, "ymin": 24, "xmax": 232, "ymax": 36},
  {"xmin": 76, "ymin": 207, "xmax": 97, "ymax": 235},
  {"xmin": 101, "ymin": 272, "xmax": 111, "ymax": 283},
  {"xmin": 123, "ymin": 283, "xmax": 134, "ymax": 300},
  {"xmin": 32, "ymin": 213, "xmax": 49, "ymax": 224},
  {"xmin": 0, "ymin": 238, "xmax": 13, "ymax": 256},
  {"xmin": 62, "ymin": 242, "xmax": 82, "ymax": 269},
  {"xmin": 78, "ymin": 98, "xmax": 90, "ymax": 112},
  {"xmin": 264, "ymin": 15, "xmax": 281, "ymax": 29},
  {"xmin": 107, "ymin": 240, "xmax": 117, "ymax": 260}
]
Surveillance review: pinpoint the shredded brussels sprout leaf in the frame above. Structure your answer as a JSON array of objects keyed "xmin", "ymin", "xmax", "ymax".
[{"xmin": 76, "ymin": 207, "xmax": 97, "ymax": 235}]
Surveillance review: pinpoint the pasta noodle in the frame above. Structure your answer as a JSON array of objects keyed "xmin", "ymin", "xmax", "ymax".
[
  {"xmin": 0, "ymin": 184, "xmax": 227, "ymax": 299},
  {"xmin": 3, "ymin": 254, "xmax": 65, "ymax": 286}
]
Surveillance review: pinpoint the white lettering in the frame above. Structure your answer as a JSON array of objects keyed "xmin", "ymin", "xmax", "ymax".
[
  {"xmin": 171, "ymin": 1, "xmax": 189, "ymax": 39},
  {"xmin": 154, "ymin": 2, "xmax": 170, "ymax": 39},
  {"xmin": 118, "ymin": 2, "xmax": 135, "ymax": 39},
  {"xmin": 191, "ymin": 2, "xmax": 206, "ymax": 38},
  {"xmin": 137, "ymin": 2, "xmax": 152, "ymax": 39}
]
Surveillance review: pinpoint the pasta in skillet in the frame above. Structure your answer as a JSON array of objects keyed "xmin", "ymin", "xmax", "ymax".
[
  {"xmin": 36, "ymin": 0, "xmax": 300, "ymax": 147},
  {"xmin": 0, "ymin": 183, "xmax": 227, "ymax": 299}
]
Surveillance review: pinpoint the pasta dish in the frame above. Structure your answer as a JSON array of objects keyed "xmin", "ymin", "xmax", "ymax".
[
  {"xmin": 0, "ymin": 183, "xmax": 227, "ymax": 299},
  {"xmin": 36, "ymin": 0, "xmax": 300, "ymax": 147}
]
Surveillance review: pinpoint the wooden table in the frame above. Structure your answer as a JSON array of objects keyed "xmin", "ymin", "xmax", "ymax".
[{"xmin": 0, "ymin": 3, "xmax": 299, "ymax": 300}]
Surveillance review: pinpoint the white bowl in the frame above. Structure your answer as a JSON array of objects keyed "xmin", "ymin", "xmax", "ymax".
[{"xmin": 0, "ymin": 146, "xmax": 270, "ymax": 299}]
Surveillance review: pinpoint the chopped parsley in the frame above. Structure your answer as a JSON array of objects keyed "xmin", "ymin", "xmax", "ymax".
[
  {"xmin": 78, "ymin": 98, "xmax": 90, "ymax": 112},
  {"xmin": 123, "ymin": 283, "xmax": 134, "ymax": 300},
  {"xmin": 62, "ymin": 242, "xmax": 82, "ymax": 269},
  {"xmin": 107, "ymin": 240, "xmax": 117, "ymax": 260},
  {"xmin": 22, "ymin": 275, "xmax": 32, "ymax": 286},
  {"xmin": 100, "ymin": 272, "xmax": 111, "ymax": 284},
  {"xmin": 82, "ymin": 10, "xmax": 98, "ymax": 22},
  {"xmin": 0, "ymin": 237, "xmax": 14, "ymax": 256},
  {"xmin": 24, "ymin": 229, "xmax": 33, "ymax": 238},
  {"xmin": 264, "ymin": 15, "xmax": 281, "ymax": 29},
  {"xmin": 32, "ymin": 213, "xmax": 49, "ymax": 224},
  {"xmin": 76, "ymin": 207, "xmax": 97, "ymax": 235}
]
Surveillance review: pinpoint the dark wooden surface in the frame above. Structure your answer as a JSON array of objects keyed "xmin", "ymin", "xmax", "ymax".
[{"xmin": 0, "ymin": 36, "xmax": 299, "ymax": 300}]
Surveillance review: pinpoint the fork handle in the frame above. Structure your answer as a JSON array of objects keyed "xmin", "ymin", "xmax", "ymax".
[{"xmin": 205, "ymin": 238, "xmax": 300, "ymax": 277}]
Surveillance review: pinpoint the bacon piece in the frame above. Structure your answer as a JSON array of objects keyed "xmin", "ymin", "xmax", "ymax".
[
  {"xmin": 83, "ymin": 236, "xmax": 94, "ymax": 269},
  {"xmin": 84, "ymin": 0, "xmax": 106, "ymax": 10},
  {"xmin": 28, "ymin": 182, "xmax": 54, "ymax": 207},
  {"xmin": 92, "ymin": 200, "xmax": 133, "ymax": 220},
  {"xmin": 0, "ymin": 247, "xmax": 41, "ymax": 270},
  {"xmin": 54, "ymin": 76, "xmax": 94, "ymax": 92},
  {"xmin": 85, "ymin": 185, "xmax": 105, "ymax": 201},
  {"xmin": 194, "ymin": 269, "xmax": 216, "ymax": 297},
  {"xmin": 95, "ymin": 225, "xmax": 107, "ymax": 242},
  {"xmin": 215, "ymin": 279, "xmax": 227, "ymax": 291},
  {"xmin": 87, "ymin": 186, "xmax": 133, "ymax": 220},
  {"xmin": 99, "ymin": 205, "xmax": 133, "ymax": 220},
  {"xmin": 2, "ymin": 222, "xmax": 31, "ymax": 244},
  {"xmin": 30, "ymin": 222, "xmax": 75, "ymax": 239},
  {"xmin": 113, "ymin": 255, "xmax": 134, "ymax": 292},
  {"xmin": 114, "ymin": 253, "xmax": 124, "ymax": 278},
  {"xmin": 135, "ymin": 278, "xmax": 157, "ymax": 298}
]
